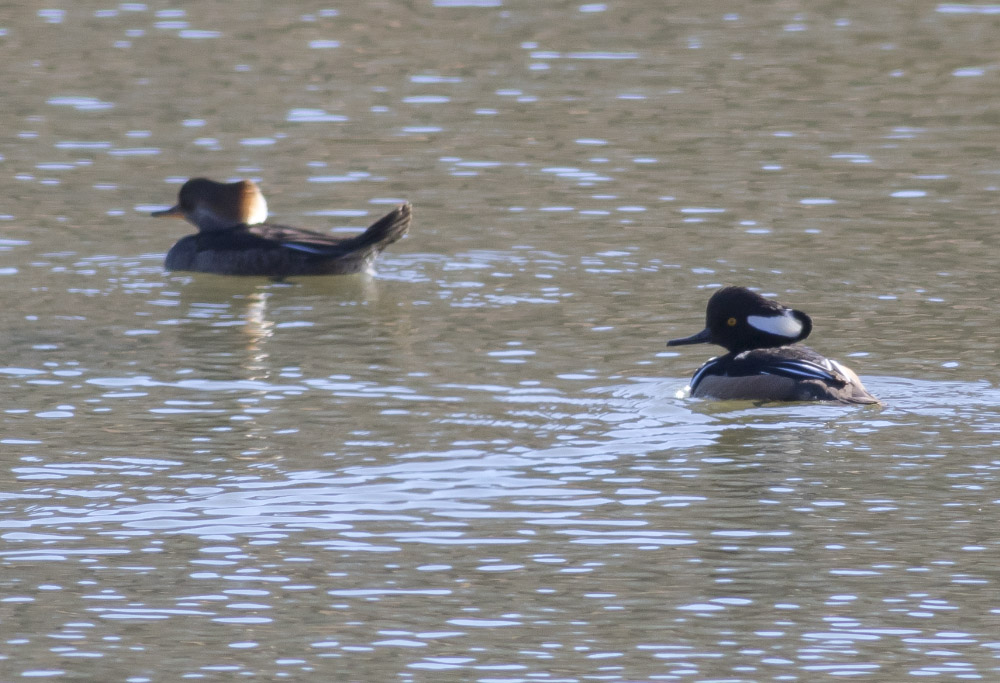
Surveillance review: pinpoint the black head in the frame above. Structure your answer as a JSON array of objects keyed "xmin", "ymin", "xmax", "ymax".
[{"xmin": 667, "ymin": 286, "xmax": 812, "ymax": 353}]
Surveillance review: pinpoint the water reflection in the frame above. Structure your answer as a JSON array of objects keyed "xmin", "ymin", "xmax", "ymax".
[{"xmin": 4, "ymin": 367, "xmax": 1000, "ymax": 679}]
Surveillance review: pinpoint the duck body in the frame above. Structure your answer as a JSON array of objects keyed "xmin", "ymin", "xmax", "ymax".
[
  {"xmin": 687, "ymin": 344, "xmax": 878, "ymax": 403},
  {"xmin": 668, "ymin": 286, "xmax": 879, "ymax": 405},
  {"xmin": 153, "ymin": 178, "xmax": 411, "ymax": 277}
]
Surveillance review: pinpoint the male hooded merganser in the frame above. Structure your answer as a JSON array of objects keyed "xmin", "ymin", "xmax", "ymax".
[
  {"xmin": 151, "ymin": 178, "xmax": 411, "ymax": 277},
  {"xmin": 667, "ymin": 286, "xmax": 879, "ymax": 404}
]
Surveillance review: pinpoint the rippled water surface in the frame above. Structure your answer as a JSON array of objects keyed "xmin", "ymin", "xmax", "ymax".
[{"xmin": 3, "ymin": 1, "xmax": 1000, "ymax": 681}]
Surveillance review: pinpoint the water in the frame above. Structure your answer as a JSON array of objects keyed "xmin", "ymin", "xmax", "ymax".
[{"xmin": 2, "ymin": 1, "xmax": 1000, "ymax": 681}]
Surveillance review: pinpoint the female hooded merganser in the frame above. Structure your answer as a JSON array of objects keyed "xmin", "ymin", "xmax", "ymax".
[
  {"xmin": 668, "ymin": 286, "xmax": 879, "ymax": 404},
  {"xmin": 151, "ymin": 178, "xmax": 411, "ymax": 277}
]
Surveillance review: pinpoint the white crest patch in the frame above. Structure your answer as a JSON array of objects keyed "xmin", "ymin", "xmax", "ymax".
[
  {"xmin": 747, "ymin": 311, "xmax": 802, "ymax": 339},
  {"xmin": 247, "ymin": 197, "xmax": 267, "ymax": 225},
  {"xmin": 246, "ymin": 196, "xmax": 268, "ymax": 225}
]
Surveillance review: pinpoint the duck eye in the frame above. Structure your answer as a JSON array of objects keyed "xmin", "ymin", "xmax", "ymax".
[{"xmin": 727, "ymin": 317, "xmax": 738, "ymax": 327}]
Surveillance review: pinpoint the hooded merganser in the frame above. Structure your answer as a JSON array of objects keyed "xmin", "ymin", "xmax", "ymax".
[
  {"xmin": 667, "ymin": 286, "xmax": 879, "ymax": 404},
  {"xmin": 151, "ymin": 178, "xmax": 411, "ymax": 277}
]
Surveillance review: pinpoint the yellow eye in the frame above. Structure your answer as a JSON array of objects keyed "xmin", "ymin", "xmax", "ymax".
[{"xmin": 727, "ymin": 317, "xmax": 737, "ymax": 327}]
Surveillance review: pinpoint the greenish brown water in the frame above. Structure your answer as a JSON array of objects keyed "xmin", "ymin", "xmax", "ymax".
[{"xmin": 2, "ymin": 2, "xmax": 1000, "ymax": 681}]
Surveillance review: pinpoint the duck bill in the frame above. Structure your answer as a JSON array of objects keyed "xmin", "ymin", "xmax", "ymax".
[
  {"xmin": 667, "ymin": 328, "xmax": 713, "ymax": 346},
  {"xmin": 151, "ymin": 204, "xmax": 184, "ymax": 218}
]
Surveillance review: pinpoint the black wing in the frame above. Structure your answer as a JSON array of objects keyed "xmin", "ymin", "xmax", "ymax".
[
  {"xmin": 732, "ymin": 346, "xmax": 849, "ymax": 385},
  {"xmin": 243, "ymin": 204, "xmax": 411, "ymax": 256},
  {"xmin": 691, "ymin": 346, "xmax": 850, "ymax": 391},
  {"xmin": 243, "ymin": 223, "xmax": 348, "ymax": 255}
]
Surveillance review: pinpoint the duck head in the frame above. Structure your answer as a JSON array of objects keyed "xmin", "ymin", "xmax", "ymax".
[
  {"xmin": 667, "ymin": 286, "xmax": 812, "ymax": 353},
  {"xmin": 152, "ymin": 178, "xmax": 268, "ymax": 231}
]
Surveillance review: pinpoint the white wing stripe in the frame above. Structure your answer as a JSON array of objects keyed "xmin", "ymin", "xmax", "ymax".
[
  {"xmin": 281, "ymin": 243, "xmax": 335, "ymax": 255},
  {"xmin": 688, "ymin": 355, "xmax": 842, "ymax": 393},
  {"xmin": 765, "ymin": 360, "xmax": 837, "ymax": 381}
]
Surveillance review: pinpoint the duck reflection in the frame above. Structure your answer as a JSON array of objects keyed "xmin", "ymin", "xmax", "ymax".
[
  {"xmin": 170, "ymin": 275, "xmax": 381, "ymax": 382},
  {"xmin": 239, "ymin": 291, "xmax": 275, "ymax": 381},
  {"xmin": 158, "ymin": 276, "xmax": 389, "ymax": 461}
]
